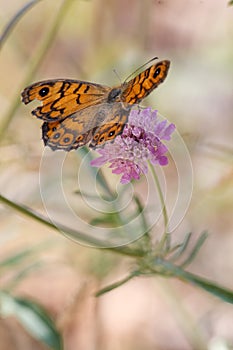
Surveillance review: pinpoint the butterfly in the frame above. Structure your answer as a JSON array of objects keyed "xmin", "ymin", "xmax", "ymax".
[{"xmin": 21, "ymin": 59, "xmax": 170, "ymax": 151}]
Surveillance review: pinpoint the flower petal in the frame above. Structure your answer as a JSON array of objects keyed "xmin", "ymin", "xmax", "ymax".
[{"xmin": 90, "ymin": 107, "xmax": 175, "ymax": 184}]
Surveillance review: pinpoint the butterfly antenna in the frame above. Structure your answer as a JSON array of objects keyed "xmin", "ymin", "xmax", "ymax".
[
  {"xmin": 113, "ymin": 68, "xmax": 122, "ymax": 84},
  {"xmin": 123, "ymin": 56, "xmax": 158, "ymax": 83}
]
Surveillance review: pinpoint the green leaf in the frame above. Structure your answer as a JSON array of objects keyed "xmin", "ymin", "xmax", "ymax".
[
  {"xmin": 5, "ymin": 262, "xmax": 45, "ymax": 290},
  {"xmin": 0, "ymin": 240, "xmax": 54, "ymax": 269},
  {"xmin": 0, "ymin": 291, "xmax": 63, "ymax": 350},
  {"xmin": 0, "ymin": 193, "xmax": 116, "ymax": 247},
  {"xmin": 180, "ymin": 231, "xmax": 208, "ymax": 268},
  {"xmin": 133, "ymin": 195, "xmax": 150, "ymax": 234},
  {"xmin": 90, "ymin": 212, "xmax": 120, "ymax": 226},
  {"xmin": 228, "ymin": 0, "xmax": 233, "ymax": 5},
  {"xmin": 74, "ymin": 189, "xmax": 111, "ymax": 201},
  {"xmin": 96, "ymin": 271, "xmax": 141, "ymax": 297},
  {"xmin": 169, "ymin": 232, "xmax": 192, "ymax": 261},
  {"xmin": 180, "ymin": 270, "xmax": 233, "ymax": 304},
  {"xmin": 155, "ymin": 260, "xmax": 233, "ymax": 304},
  {"xmin": 77, "ymin": 147, "xmax": 114, "ymax": 198}
]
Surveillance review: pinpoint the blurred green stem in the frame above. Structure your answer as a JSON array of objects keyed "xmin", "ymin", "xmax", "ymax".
[
  {"xmin": 0, "ymin": 0, "xmax": 75, "ymax": 141},
  {"xmin": 77, "ymin": 147, "xmax": 115, "ymax": 198},
  {"xmin": 0, "ymin": 193, "xmax": 144, "ymax": 257},
  {"xmin": 158, "ymin": 279, "xmax": 208, "ymax": 350},
  {"xmin": 148, "ymin": 162, "xmax": 170, "ymax": 251},
  {"xmin": 96, "ymin": 257, "xmax": 233, "ymax": 304},
  {"xmin": 78, "ymin": 148, "xmax": 151, "ymax": 236},
  {"xmin": 0, "ymin": 0, "xmax": 43, "ymax": 50},
  {"xmin": 149, "ymin": 259, "xmax": 233, "ymax": 304}
]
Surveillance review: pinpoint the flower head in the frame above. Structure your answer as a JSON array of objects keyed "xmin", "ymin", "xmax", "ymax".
[{"xmin": 90, "ymin": 107, "xmax": 175, "ymax": 184}]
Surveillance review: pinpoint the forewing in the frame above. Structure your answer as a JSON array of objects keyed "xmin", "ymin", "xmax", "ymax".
[
  {"xmin": 21, "ymin": 79, "xmax": 110, "ymax": 122},
  {"xmin": 121, "ymin": 60, "xmax": 170, "ymax": 104}
]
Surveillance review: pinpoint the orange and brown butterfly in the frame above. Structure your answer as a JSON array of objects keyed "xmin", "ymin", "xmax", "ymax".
[{"xmin": 21, "ymin": 58, "xmax": 170, "ymax": 151}]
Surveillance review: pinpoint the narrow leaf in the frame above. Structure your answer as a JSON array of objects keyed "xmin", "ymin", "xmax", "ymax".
[
  {"xmin": 169, "ymin": 232, "xmax": 192, "ymax": 261},
  {"xmin": 5, "ymin": 262, "xmax": 44, "ymax": 290},
  {"xmin": 0, "ymin": 291, "xmax": 63, "ymax": 350},
  {"xmin": 96, "ymin": 271, "xmax": 140, "ymax": 297},
  {"xmin": 180, "ymin": 231, "xmax": 208, "ymax": 268},
  {"xmin": 156, "ymin": 260, "xmax": 233, "ymax": 304},
  {"xmin": 0, "ymin": 240, "xmax": 54, "ymax": 268},
  {"xmin": 179, "ymin": 270, "xmax": 233, "ymax": 304},
  {"xmin": 74, "ymin": 189, "xmax": 111, "ymax": 201}
]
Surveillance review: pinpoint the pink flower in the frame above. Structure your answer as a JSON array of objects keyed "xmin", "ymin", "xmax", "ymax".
[{"xmin": 91, "ymin": 108, "xmax": 175, "ymax": 184}]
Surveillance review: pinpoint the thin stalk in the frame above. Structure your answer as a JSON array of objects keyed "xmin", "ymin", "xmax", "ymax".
[
  {"xmin": 133, "ymin": 194, "xmax": 151, "ymax": 252},
  {"xmin": 148, "ymin": 162, "xmax": 170, "ymax": 251},
  {"xmin": 77, "ymin": 148, "xmax": 125, "ymax": 228},
  {"xmin": 0, "ymin": 0, "xmax": 43, "ymax": 50},
  {"xmin": 133, "ymin": 195, "xmax": 149, "ymax": 236},
  {"xmin": 149, "ymin": 259, "xmax": 233, "ymax": 305},
  {"xmin": 158, "ymin": 279, "xmax": 208, "ymax": 350},
  {"xmin": 0, "ymin": 193, "xmax": 144, "ymax": 257},
  {"xmin": 78, "ymin": 147, "xmax": 115, "ymax": 198},
  {"xmin": 0, "ymin": 0, "xmax": 75, "ymax": 141}
]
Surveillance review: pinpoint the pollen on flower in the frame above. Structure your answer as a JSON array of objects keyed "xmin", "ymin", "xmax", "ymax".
[{"xmin": 90, "ymin": 107, "xmax": 175, "ymax": 184}]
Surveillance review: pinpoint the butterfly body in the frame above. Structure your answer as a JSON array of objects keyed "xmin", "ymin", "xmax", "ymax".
[{"xmin": 21, "ymin": 60, "xmax": 170, "ymax": 151}]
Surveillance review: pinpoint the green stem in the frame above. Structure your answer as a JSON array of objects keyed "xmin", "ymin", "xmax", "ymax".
[
  {"xmin": 77, "ymin": 148, "xmax": 126, "ymax": 230},
  {"xmin": 78, "ymin": 147, "xmax": 115, "ymax": 199},
  {"xmin": 150, "ymin": 259, "xmax": 233, "ymax": 305},
  {"xmin": 0, "ymin": 193, "xmax": 144, "ymax": 257},
  {"xmin": 0, "ymin": 0, "xmax": 43, "ymax": 50},
  {"xmin": 133, "ymin": 195, "xmax": 149, "ymax": 235},
  {"xmin": 158, "ymin": 280, "xmax": 208, "ymax": 350},
  {"xmin": 0, "ymin": 0, "xmax": 75, "ymax": 142},
  {"xmin": 148, "ymin": 162, "xmax": 170, "ymax": 251},
  {"xmin": 95, "ymin": 256, "xmax": 233, "ymax": 303}
]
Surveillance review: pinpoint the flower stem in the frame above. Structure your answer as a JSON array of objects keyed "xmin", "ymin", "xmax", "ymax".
[
  {"xmin": 0, "ymin": 193, "xmax": 145, "ymax": 257},
  {"xmin": 148, "ymin": 162, "xmax": 170, "ymax": 251}
]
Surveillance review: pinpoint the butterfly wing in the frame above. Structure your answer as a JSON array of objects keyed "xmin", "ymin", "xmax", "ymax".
[
  {"xmin": 21, "ymin": 79, "xmax": 110, "ymax": 121},
  {"xmin": 21, "ymin": 59, "xmax": 170, "ymax": 152},
  {"xmin": 42, "ymin": 120, "xmax": 96, "ymax": 151},
  {"xmin": 42, "ymin": 102, "xmax": 130, "ymax": 151},
  {"xmin": 121, "ymin": 60, "xmax": 170, "ymax": 104},
  {"xmin": 89, "ymin": 102, "xmax": 130, "ymax": 148}
]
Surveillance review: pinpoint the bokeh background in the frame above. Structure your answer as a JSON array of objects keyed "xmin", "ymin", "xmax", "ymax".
[{"xmin": 0, "ymin": 0, "xmax": 233, "ymax": 349}]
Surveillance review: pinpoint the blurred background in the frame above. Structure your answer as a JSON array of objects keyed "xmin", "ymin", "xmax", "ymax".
[{"xmin": 0, "ymin": 0, "xmax": 233, "ymax": 349}]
